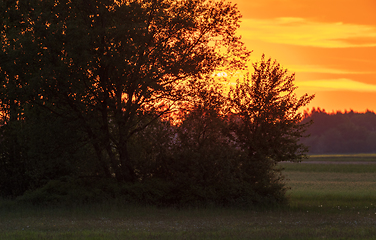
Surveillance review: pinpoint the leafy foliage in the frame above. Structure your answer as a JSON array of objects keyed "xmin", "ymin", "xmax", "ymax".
[
  {"xmin": 0, "ymin": 0, "xmax": 249, "ymax": 183},
  {"xmin": 0, "ymin": 1, "xmax": 312, "ymax": 207},
  {"xmin": 229, "ymin": 56, "xmax": 314, "ymax": 163},
  {"xmin": 226, "ymin": 56, "xmax": 314, "ymax": 203}
]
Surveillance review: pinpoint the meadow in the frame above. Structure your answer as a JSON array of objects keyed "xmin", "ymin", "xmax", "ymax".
[{"xmin": 2, "ymin": 154, "xmax": 376, "ymax": 240}]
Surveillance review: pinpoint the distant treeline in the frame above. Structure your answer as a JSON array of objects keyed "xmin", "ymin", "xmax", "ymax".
[{"xmin": 301, "ymin": 108, "xmax": 376, "ymax": 154}]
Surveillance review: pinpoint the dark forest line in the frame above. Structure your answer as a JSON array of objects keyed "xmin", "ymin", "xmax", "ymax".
[{"xmin": 301, "ymin": 108, "xmax": 376, "ymax": 154}]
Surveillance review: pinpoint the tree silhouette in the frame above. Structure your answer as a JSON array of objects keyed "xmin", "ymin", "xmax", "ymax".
[
  {"xmin": 228, "ymin": 56, "xmax": 314, "ymax": 200},
  {"xmin": 0, "ymin": 1, "xmax": 313, "ymax": 206},
  {"xmin": 0, "ymin": 0, "xmax": 249, "ymax": 183}
]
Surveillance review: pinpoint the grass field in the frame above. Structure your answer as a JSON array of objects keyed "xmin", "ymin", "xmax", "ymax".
[
  {"xmin": 302, "ymin": 154, "xmax": 376, "ymax": 163},
  {"xmin": 2, "ymin": 154, "xmax": 376, "ymax": 239},
  {"xmin": 282, "ymin": 155, "xmax": 376, "ymax": 210}
]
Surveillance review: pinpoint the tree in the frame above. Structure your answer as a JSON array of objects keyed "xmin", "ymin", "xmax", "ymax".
[
  {"xmin": 228, "ymin": 56, "xmax": 314, "ymax": 202},
  {"xmin": 1, "ymin": 1, "xmax": 314, "ymax": 206},
  {"xmin": 301, "ymin": 109, "xmax": 376, "ymax": 154},
  {"xmin": 0, "ymin": 0, "xmax": 250, "ymax": 185}
]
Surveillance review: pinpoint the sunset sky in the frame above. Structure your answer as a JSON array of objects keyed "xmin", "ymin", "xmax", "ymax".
[{"xmin": 231, "ymin": 0, "xmax": 376, "ymax": 113}]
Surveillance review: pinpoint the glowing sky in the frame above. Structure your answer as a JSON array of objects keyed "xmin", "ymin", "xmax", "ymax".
[{"xmin": 232, "ymin": 0, "xmax": 376, "ymax": 112}]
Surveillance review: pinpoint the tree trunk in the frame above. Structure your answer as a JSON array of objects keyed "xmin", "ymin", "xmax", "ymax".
[{"xmin": 118, "ymin": 140, "xmax": 137, "ymax": 182}]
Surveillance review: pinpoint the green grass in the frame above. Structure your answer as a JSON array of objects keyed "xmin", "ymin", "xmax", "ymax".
[
  {"xmin": 2, "ymin": 155, "xmax": 376, "ymax": 239},
  {"xmin": 2, "ymin": 202, "xmax": 376, "ymax": 240},
  {"xmin": 284, "ymin": 170, "xmax": 376, "ymax": 209},
  {"xmin": 282, "ymin": 163, "xmax": 376, "ymax": 172},
  {"xmin": 281, "ymin": 159, "xmax": 376, "ymax": 210},
  {"xmin": 305, "ymin": 153, "xmax": 376, "ymax": 162}
]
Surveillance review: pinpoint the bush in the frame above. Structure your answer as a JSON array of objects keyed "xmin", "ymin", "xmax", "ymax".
[{"xmin": 16, "ymin": 177, "xmax": 114, "ymax": 206}]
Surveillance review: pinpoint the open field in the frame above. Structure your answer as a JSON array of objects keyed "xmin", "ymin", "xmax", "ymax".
[
  {"xmin": 281, "ymin": 157, "xmax": 376, "ymax": 210},
  {"xmin": 2, "ymin": 155, "xmax": 376, "ymax": 240},
  {"xmin": 302, "ymin": 153, "xmax": 376, "ymax": 164}
]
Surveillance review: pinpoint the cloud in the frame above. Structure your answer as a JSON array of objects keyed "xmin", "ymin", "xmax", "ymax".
[
  {"xmin": 289, "ymin": 65, "xmax": 375, "ymax": 74},
  {"xmin": 298, "ymin": 78, "xmax": 376, "ymax": 92},
  {"xmin": 238, "ymin": 18, "xmax": 376, "ymax": 48}
]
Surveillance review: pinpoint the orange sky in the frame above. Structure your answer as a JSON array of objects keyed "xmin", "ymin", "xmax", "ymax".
[{"xmin": 230, "ymin": 0, "xmax": 376, "ymax": 113}]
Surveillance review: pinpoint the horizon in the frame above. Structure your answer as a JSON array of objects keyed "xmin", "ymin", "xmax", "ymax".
[{"xmin": 231, "ymin": 0, "xmax": 376, "ymax": 113}]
